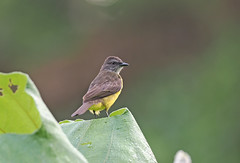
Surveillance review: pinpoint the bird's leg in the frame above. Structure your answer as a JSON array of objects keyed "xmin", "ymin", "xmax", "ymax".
[
  {"xmin": 105, "ymin": 109, "xmax": 109, "ymax": 117},
  {"xmin": 93, "ymin": 110, "xmax": 97, "ymax": 119}
]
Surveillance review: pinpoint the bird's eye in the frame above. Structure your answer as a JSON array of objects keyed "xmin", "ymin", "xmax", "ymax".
[{"xmin": 112, "ymin": 62, "xmax": 117, "ymax": 65}]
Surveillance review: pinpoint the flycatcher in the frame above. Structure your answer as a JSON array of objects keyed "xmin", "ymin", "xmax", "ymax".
[{"xmin": 71, "ymin": 56, "xmax": 128, "ymax": 117}]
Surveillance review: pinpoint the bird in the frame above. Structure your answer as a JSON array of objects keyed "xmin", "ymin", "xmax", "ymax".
[{"xmin": 71, "ymin": 56, "xmax": 128, "ymax": 118}]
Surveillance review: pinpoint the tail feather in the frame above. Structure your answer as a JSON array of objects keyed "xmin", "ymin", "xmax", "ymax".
[{"xmin": 71, "ymin": 103, "xmax": 92, "ymax": 117}]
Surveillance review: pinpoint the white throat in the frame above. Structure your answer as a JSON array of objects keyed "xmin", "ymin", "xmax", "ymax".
[{"xmin": 116, "ymin": 67, "xmax": 123, "ymax": 74}]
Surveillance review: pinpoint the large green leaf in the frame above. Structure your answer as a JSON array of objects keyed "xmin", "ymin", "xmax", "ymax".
[
  {"xmin": 0, "ymin": 72, "xmax": 41, "ymax": 134},
  {"xmin": 60, "ymin": 108, "xmax": 157, "ymax": 163},
  {"xmin": 0, "ymin": 72, "xmax": 87, "ymax": 163}
]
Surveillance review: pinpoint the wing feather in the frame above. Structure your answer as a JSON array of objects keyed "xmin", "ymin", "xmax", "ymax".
[{"xmin": 83, "ymin": 71, "xmax": 122, "ymax": 103}]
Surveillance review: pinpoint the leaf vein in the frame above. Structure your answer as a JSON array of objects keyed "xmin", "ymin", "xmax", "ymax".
[
  {"xmin": 77, "ymin": 121, "xmax": 92, "ymax": 148},
  {"xmin": 6, "ymin": 88, "xmax": 38, "ymax": 129},
  {"xmin": 0, "ymin": 128, "xmax": 6, "ymax": 133},
  {"xmin": 103, "ymin": 124, "xmax": 115, "ymax": 163}
]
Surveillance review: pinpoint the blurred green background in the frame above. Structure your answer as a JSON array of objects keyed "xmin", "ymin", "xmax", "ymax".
[{"xmin": 1, "ymin": 0, "xmax": 240, "ymax": 162}]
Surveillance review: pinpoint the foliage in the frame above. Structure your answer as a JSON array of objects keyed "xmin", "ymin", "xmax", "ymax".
[
  {"xmin": 0, "ymin": 73, "xmax": 41, "ymax": 134},
  {"xmin": 0, "ymin": 72, "xmax": 87, "ymax": 163},
  {"xmin": 60, "ymin": 108, "xmax": 157, "ymax": 163}
]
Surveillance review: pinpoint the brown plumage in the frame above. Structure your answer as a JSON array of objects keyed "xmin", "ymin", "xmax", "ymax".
[
  {"xmin": 83, "ymin": 71, "xmax": 122, "ymax": 102},
  {"xmin": 71, "ymin": 56, "xmax": 128, "ymax": 117}
]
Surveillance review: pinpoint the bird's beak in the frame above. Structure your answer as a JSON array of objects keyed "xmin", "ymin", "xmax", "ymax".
[{"xmin": 120, "ymin": 62, "xmax": 129, "ymax": 66}]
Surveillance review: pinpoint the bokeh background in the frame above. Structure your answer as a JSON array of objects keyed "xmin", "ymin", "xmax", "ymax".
[{"xmin": 1, "ymin": 0, "xmax": 240, "ymax": 162}]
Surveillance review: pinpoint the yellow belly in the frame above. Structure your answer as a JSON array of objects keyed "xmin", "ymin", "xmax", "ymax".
[
  {"xmin": 102, "ymin": 90, "xmax": 121, "ymax": 110},
  {"xmin": 88, "ymin": 90, "xmax": 121, "ymax": 115}
]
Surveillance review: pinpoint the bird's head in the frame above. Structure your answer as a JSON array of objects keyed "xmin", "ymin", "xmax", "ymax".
[{"xmin": 101, "ymin": 56, "xmax": 129, "ymax": 74}]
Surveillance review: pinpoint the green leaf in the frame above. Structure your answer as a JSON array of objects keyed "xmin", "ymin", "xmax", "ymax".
[
  {"xmin": 61, "ymin": 108, "xmax": 157, "ymax": 163},
  {"xmin": 59, "ymin": 120, "xmax": 75, "ymax": 124},
  {"xmin": 0, "ymin": 72, "xmax": 87, "ymax": 163},
  {"xmin": 0, "ymin": 72, "xmax": 41, "ymax": 134},
  {"xmin": 109, "ymin": 107, "xmax": 127, "ymax": 117}
]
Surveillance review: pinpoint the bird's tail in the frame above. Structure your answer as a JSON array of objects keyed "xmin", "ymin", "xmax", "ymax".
[{"xmin": 71, "ymin": 102, "xmax": 92, "ymax": 117}]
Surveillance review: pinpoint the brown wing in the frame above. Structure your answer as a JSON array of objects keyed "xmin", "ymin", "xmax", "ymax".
[{"xmin": 83, "ymin": 71, "xmax": 122, "ymax": 103}]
